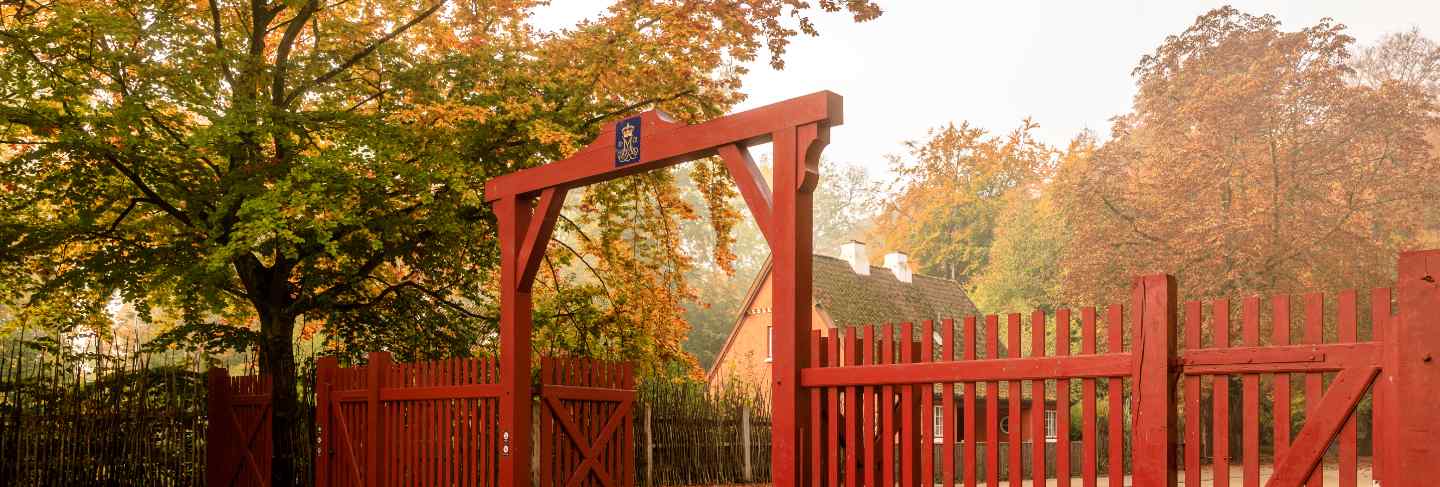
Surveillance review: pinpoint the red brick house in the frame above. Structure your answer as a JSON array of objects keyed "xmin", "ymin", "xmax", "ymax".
[{"xmin": 706, "ymin": 241, "xmax": 1055, "ymax": 443}]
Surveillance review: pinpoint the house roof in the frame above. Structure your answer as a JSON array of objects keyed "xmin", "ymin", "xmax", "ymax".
[
  {"xmin": 707, "ymin": 253, "xmax": 996, "ymax": 382},
  {"xmin": 811, "ymin": 254, "xmax": 978, "ymax": 330}
]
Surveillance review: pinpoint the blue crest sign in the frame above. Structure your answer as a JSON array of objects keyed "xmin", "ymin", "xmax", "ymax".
[{"xmin": 614, "ymin": 117, "xmax": 642, "ymax": 167}]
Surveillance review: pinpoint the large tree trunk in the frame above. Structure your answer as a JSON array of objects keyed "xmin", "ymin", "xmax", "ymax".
[{"xmin": 258, "ymin": 308, "xmax": 300, "ymax": 486}]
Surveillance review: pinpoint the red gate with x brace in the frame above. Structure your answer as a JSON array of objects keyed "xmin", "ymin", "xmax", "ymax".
[{"xmin": 536, "ymin": 357, "xmax": 636, "ymax": 487}]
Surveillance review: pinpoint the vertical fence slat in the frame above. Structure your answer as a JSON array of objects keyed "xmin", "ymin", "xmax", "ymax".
[
  {"xmin": 1337, "ymin": 291, "xmax": 1358, "ymax": 487},
  {"xmin": 986, "ymin": 315, "xmax": 1001, "ymax": 487},
  {"xmin": 1273, "ymin": 295, "xmax": 1292, "ymax": 475},
  {"xmin": 1083, "ymin": 308, "xmax": 1099, "ymax": 487},
  {"xmin": 828, "ymin": 329, "xmax": 841, "ymax": 487},
  {"xmin": 1057, "ymin": 308, "xmax": 1073, "ymax": 487},
  {"xmin": 1007, "ymin": 313, "xmax": 1023, "ymax": 487},
  {"xmin": 863, "ymin": 325, "xmax": 878, "ymax": 487},
  {"xmin": 1368, "ymin": 288, "xmax": 1389, "ymax": 486},
  {"xmin": 920, "ymin": 320, "xmax": 935, "ymax": 487},
  {"xmin": 1303, "ymin": 293, "xmax": 1325, "ymax": 487},
  {"xmin": 941, "ymin": 318, "xmax": 957, "ymax": 487},
  {"xmin": 1242, "ymin": 298, "xmax": 1261, "ymax": 487},
  {"xmin": 900, "ymin": 323, "xmax": 916, "ymax": 487},
  {"xmin": 845, "ymin": 328, "xmax": 861, "ymax": 487},
  {"xmin": 963, "ymin": 316, "xmax": 978, "ymax": 487},
  {"xmin": 1214, "ymin": 299, "xmax": 1232, "ymax": 487},
  {"xmin": 881, "ymin": 324, "xmax": 896, "ymax": 487},
  {"xmin": 1184, "ymin": 301, "xmax": 1202, "ymax": 487},
  {"xmin": 1032, "ymin": 310, "xmax": 1049, "ymax": 487},
  {"xmin": 1106, "ymin": 304, "xmax": 1125, "ymax": 487}
]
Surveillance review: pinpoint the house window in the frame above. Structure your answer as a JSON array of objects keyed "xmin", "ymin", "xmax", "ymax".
[
  {"xmin": 933, "ymin": 405, "xmax": 944, "ymax": 443},
  {"xmin": 1045, "ymin": 410, "xmax": 1058, "ymax": 442},
  {"xmin": 766, "ymin": 325, "xmax": 773, "ymax": 362}
]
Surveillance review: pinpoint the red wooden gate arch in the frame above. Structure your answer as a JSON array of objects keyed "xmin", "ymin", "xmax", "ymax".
[{"xmin": 485, "ymin": 91, "xmax": 842, "ymax": 487}]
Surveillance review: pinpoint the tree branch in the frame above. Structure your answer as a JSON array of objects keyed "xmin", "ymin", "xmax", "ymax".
[
  {"xmin": 284, "ymin": 1, "xmax": 444, "ymax": 106},
  {"xmin": 103, "ymin": 153, "xmax": 196, "ymax": 229}
]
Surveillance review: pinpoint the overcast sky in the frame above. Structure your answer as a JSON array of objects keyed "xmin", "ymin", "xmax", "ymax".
[{"xmin": 534, "ymin": 1, "xmax": 1440, "ymax": 178}]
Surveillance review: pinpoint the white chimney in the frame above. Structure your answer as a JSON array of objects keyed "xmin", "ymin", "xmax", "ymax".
[
  {"xmin": 840, "ymin": 240, "xmax": 870, "ymax": 275},
  {"xmin": 884, "ymin": 251, "xmax": 913, "ymax": 283}
]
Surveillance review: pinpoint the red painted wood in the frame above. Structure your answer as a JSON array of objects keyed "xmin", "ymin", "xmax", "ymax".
[
  {"xmin": 882, "ymin": 324, "xmax": 896, "ymax": 487},
  {"xmin": 963, "ymin": 316, "xmax": 978, "ymax": 487},
  {"xmin": 1243, "ymin": 298, "xmax": 1261, "ymax": 487},
  {"xmin": 1057, "ymin": 308, "xmax": 1073, "ymax": 487},
  {"xmin": 942, "ymin": 319, "xmax": 957, "ymax": 487},
  {"xmin": 1214, "ymin": 300, "xmax": 1232, "ymax": 487},
  {"xmin": 771, "ymin": 121, "xmax": 824, "ymax": 487},
  {"xmin": 206, "ymin": 368, "xmax": 236, "ymax": 487},
  {"xmin": 1394, "ymin": 251, "xmax": 1440, "ymax": 487},
  {"xmin": 986, "ymin": 315, "xmax": 1001, "ymax": 487},
  {"xmin": 1336, "ymin": 291, "xmax": 1357, "ymax": 487},
  {"xmin": 1106, "ymin": 304, "xmax": 1124, "ymax": 487},
  {"xmin": 1184, "ymin": 301, "xmax": 1202, "ymax": 487},
  {"xmin": 920, "ymin": 320, "xmax": 935, "ymax": 487},
  {"xmin": 809, "ymin": 331, "xmax": 823, "ymax": 487},
  {"xmin": 368, "ymin": 352, "xmax": 391, "ymax": 487},
  {"xmin": 1272, "ymin": 295, "xmax": 1292, "ymax": 474},
  {"xmin": 494, "ymin": 193, "xmax": 534, "ymax": 487},
  {"xmin": 717, "ymin": 144, "xmax": 775, "ymax": 246},
  {"xmin": 1263, "ymin": 367, "xmax": 1379, "ymax": 487},
  {"xmin": 1303, "ymin": 293, "xmax": 1324, "ymax": 487},
  {"xmin": 317, "ymin": 358, "xmax": 336, "ymax": 487},
  {"xmin": 1368, "ymin": 288, "xmax": 1389, "ymax": 485},
  {"xmin": 482, "ymin": 91, "xmax": 842, "ymax": 201},
  {"xmin": 1007, "ymin": 313, "xmax": 1022, "ymax": 487},
  {"xmin": 801, "ymin": 354, "xmax": 1133, "ymax": 386},
  {"xmin": 486, "ymin": 92, "xmax": 841, "ymax": 487},
  {"xmin": 863, "ymin": 326, "xmax": 878, "ymax": 487},
  {"xmin": 1082, "ymin": 308, "xmax": 1098, "ymax": 487},
  {"xmin": 1131, "ymin": 275, "xmax": 1177, "ymax": 487},
  {"xmin": 900, "ymin": 324, "xmax": 916, "ymax": 487},
  {"xmin": 844, "ymin": 329, "xmax": 861, "ymax": 487},
  {"xmin": 1033, "ymin": 310, "xmax": 1049, "ymax": 487},
  {"xmin": 828, "ymin": 330, "xmax": 841, "ymax": 487}
]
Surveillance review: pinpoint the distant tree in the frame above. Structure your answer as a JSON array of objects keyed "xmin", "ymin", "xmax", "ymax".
[
  {"xmin": 969, "ymin": 134, "xmax": 1094, "ymax": 314},
  {"xmin": 1057, "ymin": 7, "xmax": 1440, "ymax": 305},
  {"xmin": 1351, "ymin": 28, "xmax": 1440, "ymax": 96},
  {"xmin": 872, "ymin": 120, "xmax": 1055, "ymax": 283},
  {"xmin": 0, "ymin": 0, "xmax": 881, "ymax": 481}
]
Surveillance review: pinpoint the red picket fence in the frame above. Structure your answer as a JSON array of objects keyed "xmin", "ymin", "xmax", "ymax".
[
  {"xmin": 209, "ymin": 353, "xmax": 637, "ymax": 487},
  {"xmin": 799, "ymin": 252, "xmax": 1439, "ymax": 487},
  {"xmin": 536, "ymin": 357, "xmax": 637, "ymax": 487},
  {"xmin": 207, "ymin": 371, "xmax": 274, "ymax": 487},
  {"xmin": 312, "ymin": 352, "xmax": 502, "ymax": 487}
]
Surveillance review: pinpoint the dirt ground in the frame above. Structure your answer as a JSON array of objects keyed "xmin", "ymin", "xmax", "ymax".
[
  {"xmin": 980, "ymin": 461, "xmax": 1373, "ymax": 486},
  {"xmin": 696, "ymin": 462, "xmax": 1375, "ymax": 487}
]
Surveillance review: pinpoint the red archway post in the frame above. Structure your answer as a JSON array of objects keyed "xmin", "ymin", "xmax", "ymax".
[{"xmin": 486, "ymin": 92, "xmax": 842, "ymax": 487}]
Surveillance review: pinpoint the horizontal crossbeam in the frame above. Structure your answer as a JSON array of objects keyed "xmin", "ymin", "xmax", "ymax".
[{"xmin": 800, "ymin": 353, "xmax": 1134, "ymax": 387}]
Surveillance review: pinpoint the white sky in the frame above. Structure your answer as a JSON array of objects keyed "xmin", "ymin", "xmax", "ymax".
[{"xmin": 533, "ymin": 1, "xmax": 1440, "ymax": 178}]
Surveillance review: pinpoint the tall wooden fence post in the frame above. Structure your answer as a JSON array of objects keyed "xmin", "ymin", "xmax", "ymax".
[
  {"xmin": 645, "ymin": 406, "xmax": 654, "ymax": 487},
  {"xmin": 1130, "ymin": 274, "xmax": 1177, "ymax": 487},
  {"xmin": 315, "ymin": 357, "xmax": 337, "ymax": 487},
  {"xmin": 742, "ymin": 404, "xmax": 753, "ymax": 482},
  {"xmin": 1394, "ymin": 250, "xmax": 1440, "ymax": 486},
  {"xmin": 207, "ymin": 367, "xmax": 234, "ymax": 487},
  {"xmin": 365, "ymin": 351, "xmax": 391, "ymax": 487}
]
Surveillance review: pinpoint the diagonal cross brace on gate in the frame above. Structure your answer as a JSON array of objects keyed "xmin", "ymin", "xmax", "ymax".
[
  {"xmin": 540, "ymin": 386, "xmax": 634, "ymax": 487},
  {"xmin": 486, "ymin": 91, "xmax": 842, "ymax": 487}
]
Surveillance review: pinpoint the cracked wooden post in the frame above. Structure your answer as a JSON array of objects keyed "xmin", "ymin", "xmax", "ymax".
[
  {"xmin": 1393, "ymin": 250, "xmax": 1440, "ymax": 486},
  {"xmin": 1130, "ymin": 273, "xmax": 1177, "ymax": 487}
]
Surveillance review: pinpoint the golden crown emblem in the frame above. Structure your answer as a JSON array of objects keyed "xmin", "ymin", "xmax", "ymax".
[{"xmin": 621, "ymin": 123, "xmax": 636, "ymax": 138}]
